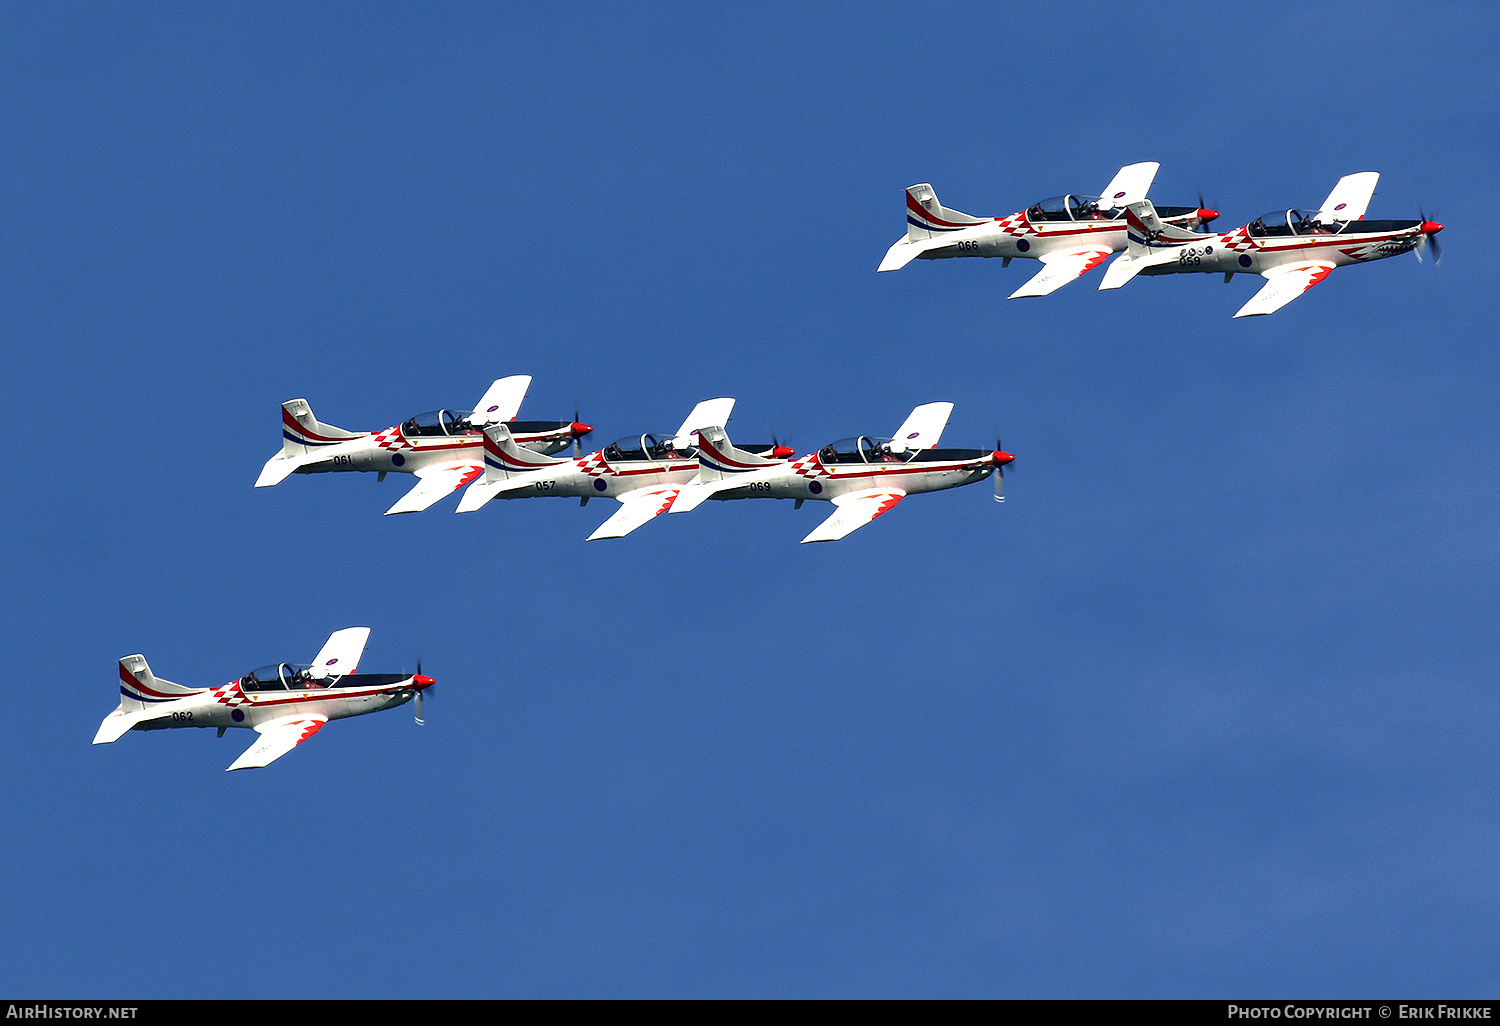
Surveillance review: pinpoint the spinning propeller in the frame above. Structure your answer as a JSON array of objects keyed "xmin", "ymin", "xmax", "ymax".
[
  {"xmin": 1195, "ymin": 189, "xmax": 1221, "ymax": 233},
  {"xmin": 410, "ymin": 655, "xmax": 435, "ymax": 726},
  {"xmin": 993, "ymin": 433, "xmax": 1015, "ymax": 503},
  {"xmin": 1414, "ymin": 207, "xmax": 1444, "ymax": 266}
]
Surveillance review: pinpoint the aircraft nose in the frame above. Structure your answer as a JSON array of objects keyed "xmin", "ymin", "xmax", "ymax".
[
  {"xmin": 772, "ymin": 445, "xmax": 796, "ymax": 458},
  {"xmin": 1421, "ymin": 220, "xmax": 1444, "ymax": 235},
  {"xmin": 571, "ymin": 422, "xmax": 593, "ymax": 437},
  {"xmin": 1197, "ymin": 208, "xmax": 1220, "ymax": 224},
  {"xmin": 993, "ymin": 451, "xmax": 1015, "ymax": 466},
  {"xmin": 413, "ymin": 674, "xmax": 435, "ymax": 689}
]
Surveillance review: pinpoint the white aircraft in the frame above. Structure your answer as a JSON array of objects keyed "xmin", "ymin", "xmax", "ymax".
[
  {"xmin": 878, "ymin": 162, "xmax": 1218, "ymax": 297},
  {"xmin": 457, "ymin": 398, "xmax": 793, "ymax": 539},
  {"xmin": 92, "ymin": 628, "xmax": 434, "ymax": 771},
  {"xmin": 1098, "ymin": 172, "xmax": 1445, "ymax": 317},
  {"xmin": 255, "ymin": 375, "xmax": 593, "ymax": 514},
  {"xmin": 671, "ymin": 403, "xmax": 1015, "ymax": 543}
]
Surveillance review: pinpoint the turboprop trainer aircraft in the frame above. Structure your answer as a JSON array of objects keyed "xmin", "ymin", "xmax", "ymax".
[
  {"xmin": 1097, "ymin": 172, "xmax": 1444, "ymax": 317},
  {"xmin": 93, "ymin": 628, "xmax": 434, "ymax": 771},
  {"xmin": 457, "ymin": 398, "xmax": 793, "ymax": 540},
  {"xmin": 878, "ymin": 162, "xmax": 1218, "ymax": 298},
  {"xmin": 671, "ymin": 403, "xmax": 1014, "ymax": 543},
  {"xmin": 255, "ymin": 375, "xmax": 593, "ymax": 514}
]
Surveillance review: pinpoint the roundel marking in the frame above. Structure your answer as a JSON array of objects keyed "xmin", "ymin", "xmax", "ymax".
[
  {"xmin": 231, "ymin": 709, "xmax": 245, "ymax": 722},
  {"xmin": 1238, "ymin": 254, "xmax": 1252, "ymax": 268},
  {"xmin": 1113, "ymin": 190, "xmax": 1126, "ymax": 199},
  {"xmin": 1205, "ymin": 245, "xmax": 1213, "ymax": 253},
  {"xmin": 1016, "ymin": 238, "xmax": 1031, "ymax": 253},
  {"xmin": 1334, "ymin": 202, "xmax": 1347, "ymax": 211},
  {"xmin": 906, "ymin": 432, "xmax": 919, "ymax": 440},
  {"xmin": 325, "ymin": 658, "xmax": 338, "ymax": 666},
  {"xmin": 593, "ymin": 478, "xmax": 607, "ymax": 491},
  {"xmin": 391, "ymin": 453, "xmax": 406, "ymax": 466},
  {"xmin": 486, "ymin": 404, "xmax": 500, "ymax": 413},
  {"xmin": 809, "ymin": 481, "xmax": 823, "ymax": 494}
]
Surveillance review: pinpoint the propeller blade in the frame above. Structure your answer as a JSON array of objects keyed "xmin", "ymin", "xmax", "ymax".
[{"xmin": 414, "ymin": 689, "xmax": 424, "ymax": 727}]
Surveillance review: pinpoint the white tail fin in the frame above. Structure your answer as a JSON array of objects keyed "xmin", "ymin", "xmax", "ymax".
[
  {"xmin": 903, "ymin": 184, "xmax": 986, "ymax": 242},
  {"xmin": 278, "ymin": 399, "xmax": 361, "ymax": 458},
  {"xmin": 457, "ymin": 423, "xmax": 569, "ymax": 512},
  {"xmin": 1122, "ymin": 200, "xmax": 1199, "ymax": 258},
  {"xmin": 95, "ymin": 655, "xmax": 205, "ymax": 744},
  {"xmin": 673, "ymin": 424, "xmax": 790, "ymax": 512}
]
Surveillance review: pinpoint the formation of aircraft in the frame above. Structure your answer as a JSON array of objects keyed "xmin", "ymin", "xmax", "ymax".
[
  {"xmin": 1097, "ymin": 172, "xmax": 1444, "ymax": 316},
  {"xmin": 879, "ymin": 162, "xmax": 1219, "ymax": 298},
  {"xmin": 255, "ymin": 375, "xmax": 592, "ymax": 514},
  {"xmin": 882, "ymin": 165, "xmax": 1443, "ymax": 316},
  {"xmin": 93, "ymin": 628, "xmax": 433, "ymax": 771},
  {"xmin": 671, "ymin": 403, "xmax": 1014, "ymax": 543},
  {"xmin": 101, "ymin": 161, "xmax": 1443, "ymax": 768}
]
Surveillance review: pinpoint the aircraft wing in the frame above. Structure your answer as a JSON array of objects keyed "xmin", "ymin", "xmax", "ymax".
[
  {"xmin": 310, "ymin": 626, "xmax": 370, "ymax": 677},
  {"xmin": 674, "ymin": 398, "xmax": 736, "ymax": 445},
  {"xmin": 468, "ymin": 375, "xmax": 532, "ymax": 427},
  {"xmin": 889, "ymin": 402, "xmax": 953, "ymax": 453},
  {"xmin": 384, "ymin": 461, "xmax": 484, "ymax": 515},
  {"xmin": 1098, "ymin": 161, "xmax": 1159, "ymax": 207},
  {"xmin": 1233, "ymin": 262, "xmax": 1336, "ymax": 318},
  {"xmin": 226, "ymin": 716, "xmax": 327, "ymax": 771},
  {"xmin": 801, "ymin": 489, "xmax": 905, "ymax": 544},
  {"xmin": 1317, "ymin": 172, "xmax": 1379, "ymax": 222},
  {"xmin": 586, "ymin": 487, "xmax": 680, "ymax": 540},
  {"xmin": 1008, "ymin": 246, "xmax": 1113, "ymax": 299}
]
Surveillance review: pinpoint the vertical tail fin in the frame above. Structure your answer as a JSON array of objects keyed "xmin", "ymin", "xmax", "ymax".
[
  {"xmin": 116, "ymin": 656, "xmax": 202, "ymax": 713},
  {"xmin": 904, "ymin": 184, "xmax": 986, "ymax": 241},
  {"xmin": 672, "ymin": 425, "xmax": 790, "ymax": 513},
  {"xmin": 456, "ymin": 423, "xmax": 569, "ymax": 512},
  {"xmin": 279, "ymin": 399, "xmax": 361, "ymax": 458}
]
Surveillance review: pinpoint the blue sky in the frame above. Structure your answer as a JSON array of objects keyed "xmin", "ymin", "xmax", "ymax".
[{"xmin": 3, "ymin": 0, "xmax": 1497, "ymax": 997}]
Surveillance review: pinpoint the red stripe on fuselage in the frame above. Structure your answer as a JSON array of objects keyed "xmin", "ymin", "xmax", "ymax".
[{"xmin": 907, "ymin": 193, "xmax": 986, "ymax": 229}]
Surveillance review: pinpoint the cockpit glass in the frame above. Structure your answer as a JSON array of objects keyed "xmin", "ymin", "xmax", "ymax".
[
  {"xmin": 1027, "ymin": 194, "xmax": 1105, "ymax": 221},
  {"xmin": 402, "ymin": 410, "xmax": 475, "ymax": 436},
  {"xmin": 817, "ymin": 436, "xmax": 904, "ymax": 463},
  {"xmin": 240, "ymin": 662, "xmax": 314, "ymax": 691}
]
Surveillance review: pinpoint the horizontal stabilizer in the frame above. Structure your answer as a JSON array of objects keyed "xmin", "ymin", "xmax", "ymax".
[
  {"xmin": 256, "ymin": 453, "xmax": 311, "ymax": 488},
  {"xmin": 1097, "ymin": 253, "xmax": 1145, "ymax": 291},
  {"xmin": 93, "ymin": 709, "xmax": 150, "ymax": 745}
]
